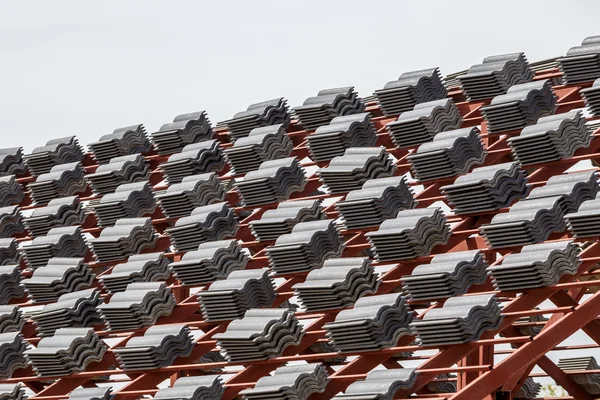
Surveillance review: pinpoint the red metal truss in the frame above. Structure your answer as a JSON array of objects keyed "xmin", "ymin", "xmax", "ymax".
[{"xmin": 3, "ymin": 65, "xmax": 600, "ymax": 400}]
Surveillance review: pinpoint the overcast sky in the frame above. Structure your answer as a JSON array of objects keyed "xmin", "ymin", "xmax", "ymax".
[{"xmin": 1, "ymin": 0, "xmax": 600, "ymax": 151}]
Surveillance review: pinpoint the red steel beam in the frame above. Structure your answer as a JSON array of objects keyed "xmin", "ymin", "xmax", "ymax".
[
  {"xmin": 500, "ymin": 325, "xmax": 593, "ymax": 400},
  {"xmin": 502, "ymin": 286, "xmax": 589, "ymax": 394},
  {"xmin": 9, "ymin": 73, "xmax": 599, "ymax": 400},
  {"xmin": 390, "ymin": 241, "xmax": 600, "ymax": 399},
  {"xmin": 449, "ymin": 289, "xmax": 600, "ymax": 400}
]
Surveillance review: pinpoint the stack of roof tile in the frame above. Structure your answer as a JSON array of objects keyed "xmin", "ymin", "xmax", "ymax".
[
  {"xmin": 154, "ymin": 375, "xmax": 224, "ymax": 400},
  {"xmin": 0, "ymin": 239, "xmax": 19, "ymax": 265},
  {"xmin": 565, "ymin": 193, "xmax": 600, "ymax": 238},
  {"xmin": 527, "ymin": 171, "xmax": 598, "ymax": 214},
  {"xmin": 480, "ymin": 80, "xmax": 557, "ymax": 134},
  {"xmin": 0, "ymin": 384, "xmax": 26, "ymax": 400},
  {"xmin": 402, "ymin": 250, "xmax": 489, "ymax": 301},
  {"xmin": 235, "ymin": 157, "xmax": 306, "ymax": 206},
  {"xmin": 293, "ymin": 87, "xmax": 364, "ymax": 131},
  {"xmin": 25, "ymin": 327, "xmax": 107, "ymax": 377},
  {"xmin": 151, "ymin": 111, "xmax": 214, "ymax": 155},
  {"xmin": 249, "ymin": 199, "xmax": 323, "ymax": 241},
  {"xmin": 428, "ymin": 374, "xmax": 457, "ymax": 394},
  {"xmin": 0, "ymin": 206, "xmax": 24, "ymax": 238},
  {"xmin": 407, "ymin": 127, "xmax": 486, "ymax": 181},
  {"xmin": 30, "ymin": 288, "xmax": 104, "ymax": 337},
  {"xmin": 293, "ymin": 258, "xmax": 379, "ymax": 312},
  {"xmin": 24, "ymin": 196, "xmax": 87, "ymax": 238},
  {"xmin": 0, "ymin": 332, "xmax": 27, "ymax": 378},
  {"xmin": 158, "ymin": 140, "xmax": 225, "ymax": 184},
  {"xmin": 306, "ymin": 113, "xmax": 377, "ymax": 162},
  {"xmin": 0, "ymin": 264, "xmax": 24, "ymax": 304},
  {"xmin": 336, "ymin": 176, "xmax": 416, "ymax": 229},
  {"xmin": 0, "ymin": 265, "xmax": 23, "ymax": 305},
  {"xmin": 22, "ymin": 258, "xmax": 95, "ymax": 303},
  {"xmin": 366, "ymin": 208, "xmax": 451, "ymax": 261},
  {"xmin": 0, "ymin": 306, "xmax": 24, "ymax": 334},
  {"xmin": 0, "ymin": 266, "xmax": 23, "ymax": 304},
  {"xmin": 514, "ymin": 378, "xmax": 541, "ymax": 399},
  {"xmin": 169, "ymin": 239, "xmax": 247, "ymax": 286},
  {"xmin": 89, "ymin": 124, "xmax": 152, "ymax": 164},
  {"xmin": 67, "ymin": 387, "xmax": 113, "ymax": 400},
  {"xmin": 386, "ymin": 99, "xmax": 463, "ymax": 149},
  {"xmin": 511, "ymin": 313, "xmax": 547, "ymax": 337},
  {"xmin": 99, "ymin": 252, "xmax": 170, "ymax": 294},
  {"xmin": 113, "ymin": 324, "xmax": 194, "ymax": 370},
  {"xmin": 0, "ymin": 176, "xmax": 24, "ymax": 207},
  {"xmin": 213, "ymin": 308, "xmax": 303, "ymax": 362},
  {"xmin": 156, "ymin": 173, "xmax": 225, "ymax": 219},
  {"xmin": 0, "ymin": 148, "xmax": 26, "ymax": 177},
  {"xmin": 508, "ymin": 110, "xmax": 591, "ymax": 165},
  {"xmin": 441, "ymin": 162, "xmax": 528, "ymax": 214},
  {"xmin": 240, "ymin": 363, "xmax": 330, "ymax": 400},
  {"xmin": 558, "ymin": 357, "xmax": 600, "ymax": 395},
  {"xmin": 457, "ymin": 53, "xmax": 534, "ymax": 101},
  {"xmin": 165, "ymin": 203, "xmax": 238, "ymax": 252},
  {"xmin": 28, "ymin": 162, "xmax": 88, "ymax": 205},
  {"xmin": 21, "ymin": 226, "xmax": 88, "ymax": 270},
  {"xmin": 87, "ymin": 154, "xmax": 150, "ymax": 195},
  {"xmin": 557, "ymin": 36, "xmax": 600, "ymax": 84},
  {"xmin": 197, "ymin": 268, "xmax": 275, "ymax": 321},
  {"xmin": 222, "ymin": 99, "xmax": 290, "ymax": 141},
  {"xmin": 333, "ymin": 369, "xmax": 418, "ymax": 400},
  {"xmin": 91, "ymin": 181, "xmax": 156, "ymax": 227},
  {"xmin": 88, "ymin": 218, "xmax": 157, "ymax": 263},
  {"xmin": 317, "ymin": 147, "xmax": 396, "ymax": 194},
  {"xmin": 309, "ymin": 342, "xmax": 347, "ymax": 364},
  {"xmin": 410, "ymin": 294, "xmax": 503, "ymax": 346},
  {"xmin": 374, "ymin": 68, "xmax": 447, "ymax": 116},
  {"xmin": 224, "ymin": 124, "xmax": 293, "ymax": 174},
  {"xmin": 324, "ymin": 293, "xmax": 413, "ymax": 352},
  {"xmin": 479, "ymin": 196, "xmax": 565, "ymax": 249},
  {"xmin": 266, "ymin": 220, "xmax": 344, "ymax": 274},
  {"xmin": 487, "ymin": 241, "xmax": 581, "ymax": 291},
  {"xmin": 480, "ymin": 170, "xmax": 599, "ymax": 248},
  {"xmin": 24, "ymin": 136, "xmax": 84, "ymax": 177},
  {"xmin": 98, "ymin": 282, "xmax": 176, "ymax": 331},
  {"xmin": 196, "ymin": 352, "xmax": 227, "ymax": 373},
  {"xmin": 581, "ymin": 78, "xmax": 600, "ymax": 116}
]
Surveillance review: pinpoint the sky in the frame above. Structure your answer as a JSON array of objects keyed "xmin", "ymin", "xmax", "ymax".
[{"xmin": 2, "ymin": 0, "xmax": 600, "ymax": 151}]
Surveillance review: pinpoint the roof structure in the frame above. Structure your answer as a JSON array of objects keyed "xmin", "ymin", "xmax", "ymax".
[{"xmin": 3, "ymin": 35, "xmax": 600, "ymax": 400}]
